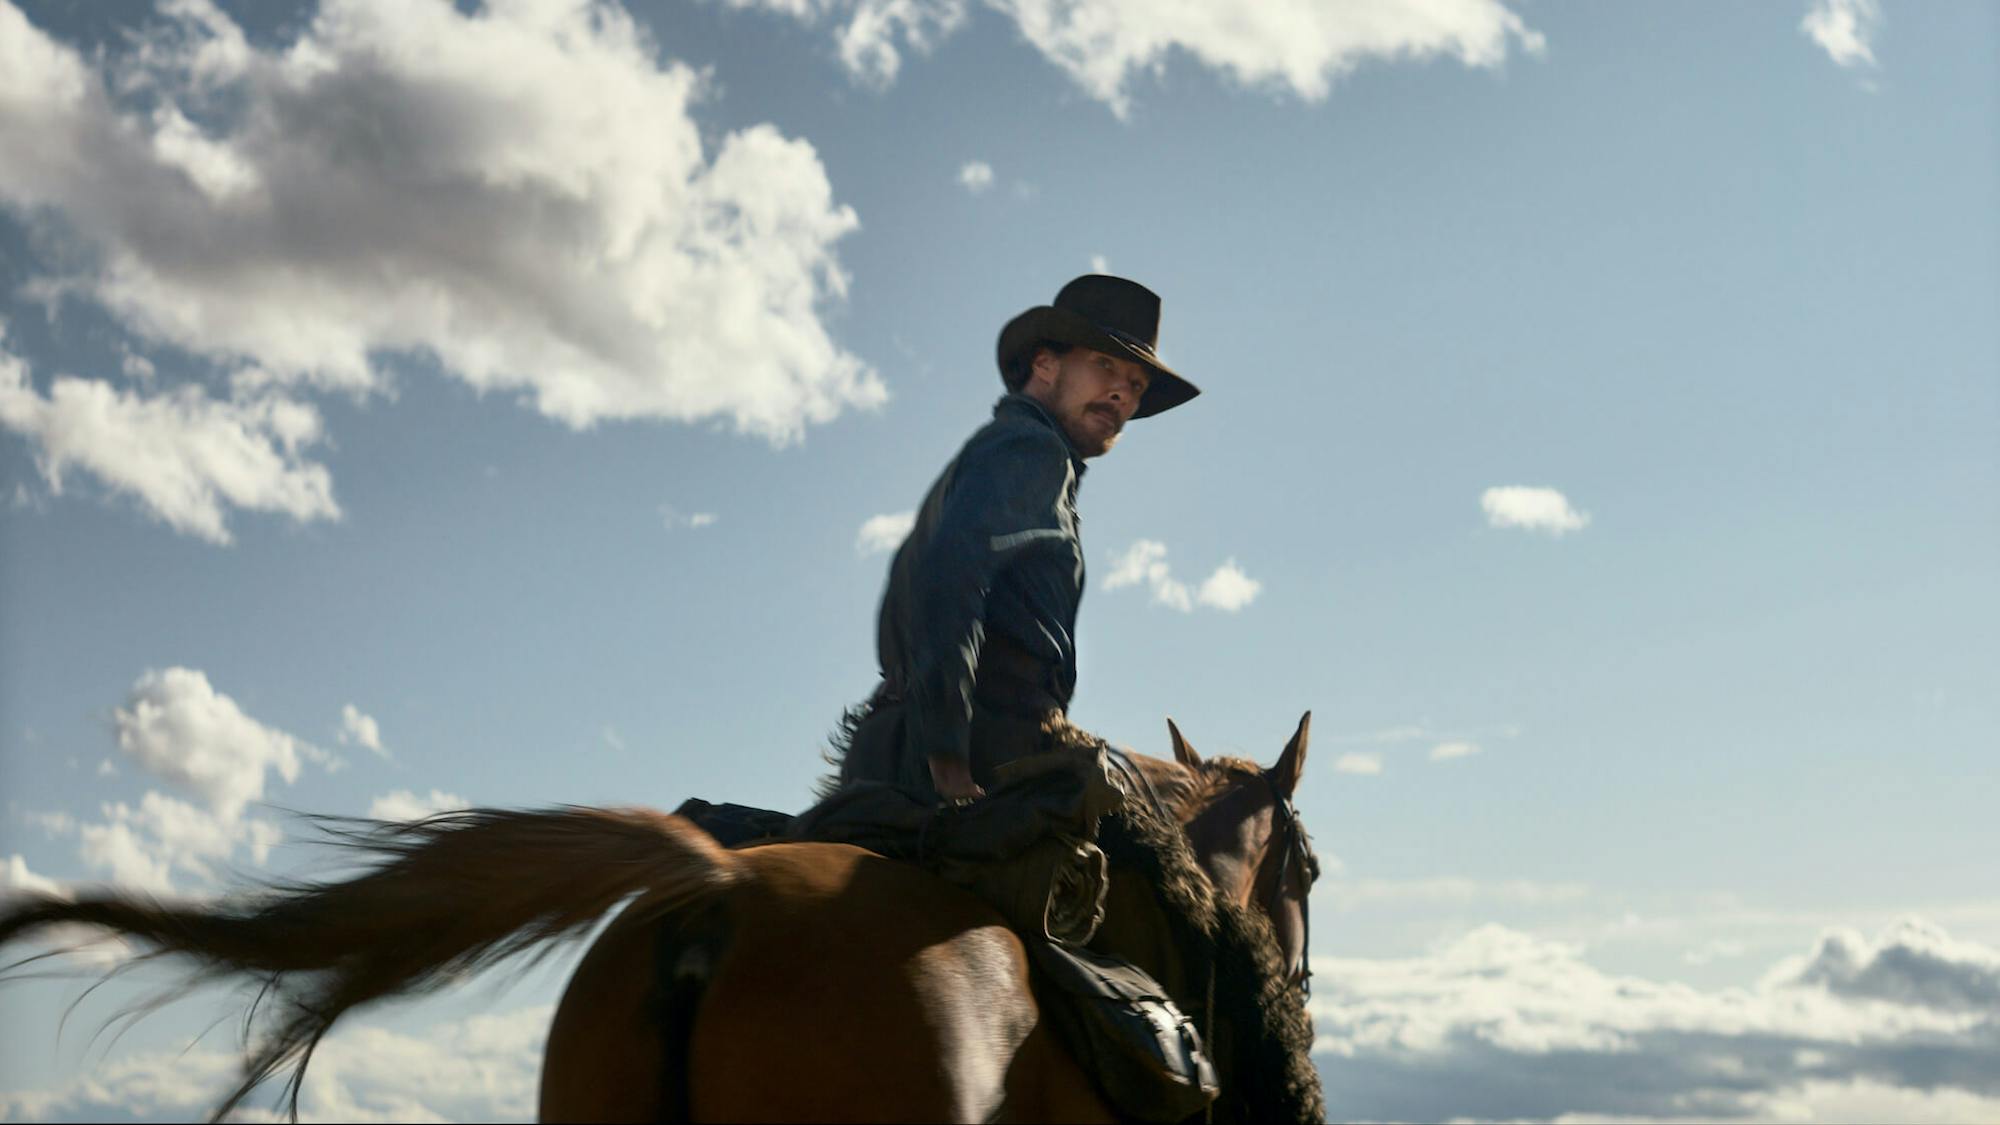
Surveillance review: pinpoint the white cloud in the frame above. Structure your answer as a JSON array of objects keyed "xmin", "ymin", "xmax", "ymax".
[
  {"xmin": 1481, "ymin": 485, "xmax": 1589, "ymax": 535},
  {"xmin": 70, "ymin": 666, "xmax": 319, "ymax": 891},
  {"xmin": 0, "ymin": 0, "xmax": 882, "ymax": 490},
  {"xmin": 1321, "ymin": 876, "xmax": 1592, "ymax": 910},
  {"xmin": 367, "ymin": 788, "xmax": 468, "ymax": 822},
  {"xmin": 1429, "ymin": 739, "xmax": 1480, "ymax": 761},
  {"xmin": 659, "ymin": 504, "xmax": 718, "ymax": 531},
  {"xmin": 1195, "ymin": 558, "xmax": 1262, "ymax": 611},
  {"xmin": 1002, "ymin": 0, "xmax": 1544, "ymax": 116},
  {"xmin": 722, "ymin": 0, "xmax": 970, "ymax": 86},
  {"xmin": 1774, "ymin": 917, "xmax": 2000, "ymax": 1012},
  {"xmin": 856, "ymin": 509, "xmax": 915, "ymax": 555},
  {"xmin": 1309, "ymin": 919, "xmax": 2000, "ymax": 1122},
  {"xmin": 958, "ymin": 160, "xmax": 994, "ymax": 193},
  {"xmin": 1105, "ymin": 540, "xmax": 1260, "ymax": 613},
  {"xmin": 114, "ymin": 666, "xmax": 306, "ymax": 819},
  {"xmin": 338, "ymin": 703, "xmax": 387, "ymax": 758},
  {"xmin": 22, "ymin": 809, "xmax": 75, "ymax": 837},
  {"xmin": 724, "ymin": 0, "xmax": 1542, "ymax": 116},
  {"xmin": 1802, "ymin": 0, "xmax": 1880, "ymax": 69},
  {"xmin": 1103, "ymin": 539, "xmax": 1191, "ymax": 611},
  {"xmin": 0, "ymin": 1004, "xmax": 551, "ymax": 1123},
  {"xmin": 1333, "ymin": 752, "xmax": 1383, "ymax": 776},
  {"xmin": 1089, "ymin": 253, "xmax": 1108, "ymax": 273},
  {"xmin": 0, "ymin": 853, "xmax": 66, "ymax": 900},
  {"xmin": 0, "ymin": 335, "xmax": 339, "ymax": 545}
]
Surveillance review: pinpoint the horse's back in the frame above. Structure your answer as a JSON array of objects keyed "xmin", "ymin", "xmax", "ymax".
[
  {"xmin": 696, "ymin": 842, "xmax": 1062, "ymax": 1122},
  {"xmin": 542, "ymin": 839, "xmax": 1113, "ymax": 1123}
]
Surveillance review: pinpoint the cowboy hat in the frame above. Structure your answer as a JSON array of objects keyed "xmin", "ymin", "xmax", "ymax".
[{"xmin": 996, "ymin": 275, "xmax": 1200, "ymax": 418}]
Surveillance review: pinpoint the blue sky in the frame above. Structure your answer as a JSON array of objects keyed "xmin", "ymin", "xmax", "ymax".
[{"xmin": 1, "ymin": 0, "xmax": 1996, "ymax": 1120}]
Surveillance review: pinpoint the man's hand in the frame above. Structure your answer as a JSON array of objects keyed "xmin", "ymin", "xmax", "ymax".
[{"xmin": 927, "ymin": 752, "xmax": 986, "ymax": 802}]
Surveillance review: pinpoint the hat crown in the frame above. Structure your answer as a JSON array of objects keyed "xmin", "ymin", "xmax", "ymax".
[{"xmin": 1053, "ymin": 275, "xmax": 1161, "ymax": 352}]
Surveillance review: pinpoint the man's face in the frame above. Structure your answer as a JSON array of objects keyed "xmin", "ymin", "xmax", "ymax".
[{"xmin": 1024, "ymin": 346, "xmax": 1151, "ymax": 458}]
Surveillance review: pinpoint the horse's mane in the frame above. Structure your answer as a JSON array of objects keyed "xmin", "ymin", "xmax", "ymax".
[
  {"xmin": 814, "ymin": 697, "xmax": 876, "ymax": 801},
  {"xmin": 819, "ymin": 702, "xmax": 1323, "ymax": 1121},
  {"xmin": 1039, "ymin": 722, "xmax": 1325, "ymax": 1125}
]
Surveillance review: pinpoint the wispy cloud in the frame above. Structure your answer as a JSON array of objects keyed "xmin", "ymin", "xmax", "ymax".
[
  {"xmin": 1104, "ymin": 540, "xmax": 1261, "ymax": 613},
  {"xmin": 1195, "ymin": 559, "xmax": 1262, "ymax": 611},
  {"xmin": 368, "ymin": 788, "xmax": 468, "ymax": 822},
  {"xmin": 338, "ymin": 703, "xmax": 388, "ymax": 759},
  {"xmin": 1429, "ymin": 740, "xmax": 1480, "ymax": 762},
  {"xmin": 1802, "ymin": 0, "xmax": 1881, "ymax": 69},
  {"xmin": 661, "ymin": 504, "xmax": 719, "ymax": 531},
  {"xmin": 1481, "ymin": 485, "xmax": 1589, "ymax": 535},
  {"xmin": 1333, "ymin": 752, "xmax": 1383, "ymax": 776},
  {"xmin": 1309, "ymin": 919, "xmax": 2000, "ymax": 1122},
  {"xmin": 856, "ymin": 510, "xmax": 915, "ymax": 556},
  {"xmin": 721, "ymin": 0, "xmax": 1542, "ymax": 117},
  {"xmin": 958, "ymin": 160, "xmax": 994, "ymax": 193}
]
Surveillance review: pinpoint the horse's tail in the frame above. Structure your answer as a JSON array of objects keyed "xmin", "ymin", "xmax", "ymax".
[{"xmin": 0, "ymin": 805, "xmax": 738, "ymax": 1122}]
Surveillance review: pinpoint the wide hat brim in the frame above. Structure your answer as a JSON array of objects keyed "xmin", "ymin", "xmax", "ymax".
[{"xmin": 996, "ymin": 306, "xmax": 1200, "ymax": 419}]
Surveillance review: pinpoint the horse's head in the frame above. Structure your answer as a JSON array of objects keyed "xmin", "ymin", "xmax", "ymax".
[{"xmin": 1160, "ymin": 713, "xmax": 1319, "ymax": 993}]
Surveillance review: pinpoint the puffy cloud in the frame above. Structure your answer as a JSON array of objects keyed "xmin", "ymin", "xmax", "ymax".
[
  {"xmin": 855, "ymin": 509, "xmax": 915, "ymax": 555},
  {"xmin": 1802, "ymin": 0, "xmax": 1880, "ymax": 69},
  {"xmin": 114, "ymin": 666, "xmax": 306, "ymax": 819},
  {"xmin": 367, "ymin": 788, "xmax": 469, "ymax": 822},
  {"xmin": 0, "ymin": 853, "xmax": 66, "ymax": 900},
  {"xmin": 338, "ymin": 703, "xmax": 387, "ymax": 757},
  {"xmin": 1481, "ymin": 485, "xmax": 1589, "ymax": 535},
  {"xmin": 1105, "ymin": 540, "xmax": 1261, "ymax": 613},
  {"xmin": 1429, "ymin": 739, "xmax": 1479, "ymax": 761},
  {"xmin": 1309, "ymin": 920, "xmax": 2000, "ymax": 1122},
  {"xmin": 71, "ymin": 666, "xmax": 320, "ymax": 891},
  {"xmin": 0, "ymin": 0, "xmax": 881, "ymax": 477},
  {"xmin": 1775, "ymin": 918, "xmax": 2000, "ymax": 1013},
  {"xmin": 721, "ymin": 0, "xmax": 1542, "ymax": 116},
  {"xmin": 1333, "ymin": 752, "xmax": 1383, "ymax": 776},
  {"xmin": 0, "ymin": 336, "xmax": 338, "ymax": 545},
  {"xmin": 958, "ymin": 160, "xmax": 994, "ymax": 193},
  {"xmin": 1195, "ymin": 558, "xmax": 1261, "ymax": 611}
]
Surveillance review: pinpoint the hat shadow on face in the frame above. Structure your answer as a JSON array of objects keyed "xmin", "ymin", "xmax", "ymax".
[{"xmin": 996, "ymin": 275, "xmax": 1199, "ymax": 419}]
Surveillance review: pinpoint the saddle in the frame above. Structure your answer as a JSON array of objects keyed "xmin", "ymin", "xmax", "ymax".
[{"xmin": 673, "ymin": 748, "xmax": 1219, "ymax": 1122}]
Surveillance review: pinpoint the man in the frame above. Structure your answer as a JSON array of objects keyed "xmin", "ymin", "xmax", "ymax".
[{"xmin": 838, "ymin": 274, "xmax": 1200, "ymax": 802}]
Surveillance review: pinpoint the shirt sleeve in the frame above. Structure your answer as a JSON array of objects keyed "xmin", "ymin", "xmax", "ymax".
[{"xmin": 901, "ymin": 423, "xmax": 1074, "ymax": 766}]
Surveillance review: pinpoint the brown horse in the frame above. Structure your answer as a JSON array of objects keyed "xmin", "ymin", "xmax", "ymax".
[{"xmin": 0, "ymin": 717, "xmax": 1322, "ymax": 1123}]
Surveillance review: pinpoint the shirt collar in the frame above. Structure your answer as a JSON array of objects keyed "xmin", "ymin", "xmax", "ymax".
[{"xmin": 996, "ymin": 393, "xmax": 1090, "ymax": 473}]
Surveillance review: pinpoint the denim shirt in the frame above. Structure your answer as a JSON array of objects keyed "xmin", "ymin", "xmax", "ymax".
[{"xmin": 876, "ymin": 394, "xmax": 1087, "ymax": 764}]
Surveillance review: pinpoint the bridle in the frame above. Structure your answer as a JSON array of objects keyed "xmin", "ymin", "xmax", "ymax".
[
  {"xmin": 1262, "ymin": 773, "xmax": 1320, "ymax": 997},
  {"xmin": 1104, "ymin": 748, "xmax": 1321, "ymax": 996}
]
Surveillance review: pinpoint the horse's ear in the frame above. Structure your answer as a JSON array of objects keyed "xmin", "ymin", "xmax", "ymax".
[
  {"xmin": 1272, "ymin": 711, "xmax": 1310, "ymax": 799},
  {"xmin": 1167, "ymin": 717, "xmax": 1202, "ymax": 769}
]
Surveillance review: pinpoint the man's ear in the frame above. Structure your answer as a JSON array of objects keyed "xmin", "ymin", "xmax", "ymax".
[{"xmin": 1027, "ymin": 346, "xmax": 1063, "ymax": 392}]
